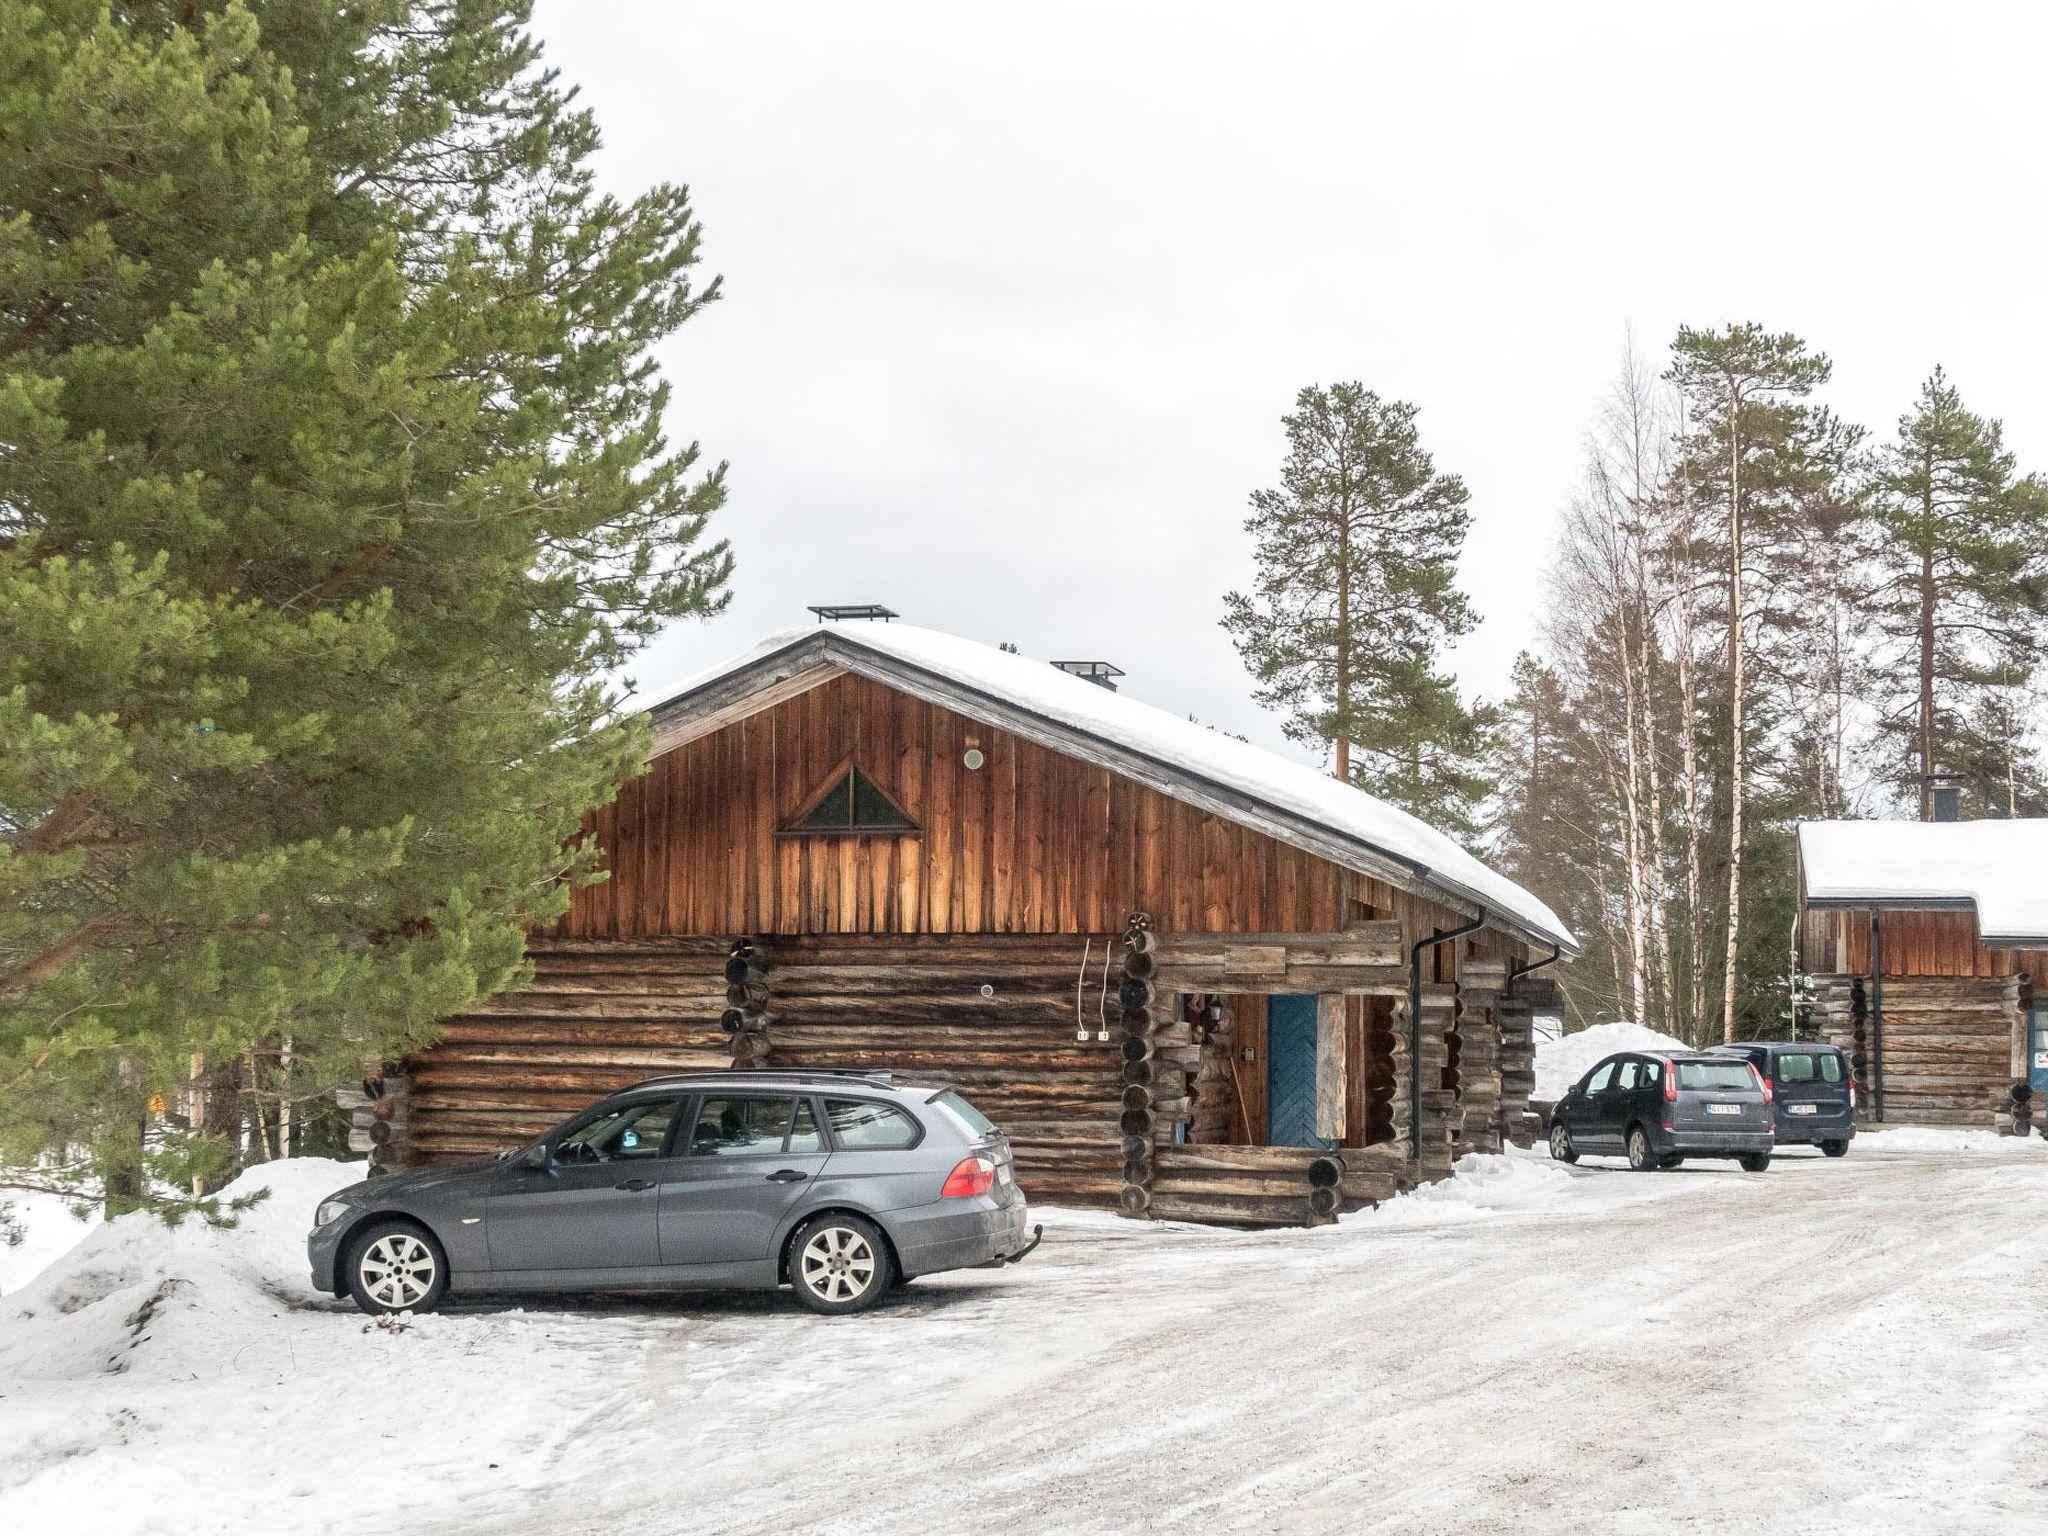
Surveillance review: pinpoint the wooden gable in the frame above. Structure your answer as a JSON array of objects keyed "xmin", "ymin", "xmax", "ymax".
[{"xmin": 549, "ymin": 669, "xmax": 1438, "ymax": 939}]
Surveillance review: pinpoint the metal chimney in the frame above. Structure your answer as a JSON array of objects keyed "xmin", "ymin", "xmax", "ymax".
[{"xmin": 1050, "ymin": 661, "xmax": 1124, "ymax": 691}]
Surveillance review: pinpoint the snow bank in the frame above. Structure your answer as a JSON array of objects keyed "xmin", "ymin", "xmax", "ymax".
[
  {"xmin": 1859, "ymin": 1126, "xmax": 2048, "ymax": 1158},
  {"xmin": 1346, "ymin": 1146, "xmax": 1580, "ymax": 1230},
  {"xmin": 0, "ymin": 1157, "xmax": 356, "ymax": 1382},
  {"xmin": 1, "ymin": 1191, "xmax": 100, "ymax": 1298},
  {"xmin": 1533, "ymin": 1020, "xmax": 1688, "ymax": 1100}
]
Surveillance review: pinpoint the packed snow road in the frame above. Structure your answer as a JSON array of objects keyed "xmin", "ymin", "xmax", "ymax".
[{"xmin": 4, "ymin": 1132, "xmax": 2044, "ymax": 1536}]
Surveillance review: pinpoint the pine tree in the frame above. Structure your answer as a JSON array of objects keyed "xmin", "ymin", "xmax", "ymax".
[
  {"xmin": 1223, "ymin": 383, "xmax": 1492, "ymax": 839},
  {"xmin": 0, "ymin": 3, "xmax": 729, "ymax": 1212},
  {"xmin": 1665, "ymin": 324, "xmax": 1847, "ymax": 1041},
  {"xmin": 1865, "ymin": 368, "xmax": 2048, "ymax": 817}
]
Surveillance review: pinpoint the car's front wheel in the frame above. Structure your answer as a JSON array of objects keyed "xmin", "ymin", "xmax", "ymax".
[
  {"xmin": 1626, "ymin": 1126, "xmax": 1659, "ymax": 1171},
  {"xmin": 344, "ymin": 1220, "xmax": 449, "ymax": 1316},
  {"xmin": 1739, "ymin": 1151, "xmax": 1772, "ymax": 1173},
  {"xmin": 789, "ymin": 1213, "xmax": 895, "ymax": 1315},
  {"xmin": 1548, "ymin": 1123, "xmax": 1578, "ymax": 1164}
]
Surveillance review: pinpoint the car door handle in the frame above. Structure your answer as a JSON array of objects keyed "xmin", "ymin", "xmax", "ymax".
[
  {"xmin": 615, "ymin": 1177, "xmax": 654, "ymax": 1192},
  {"xmin": 766, "ymin": 1169, "xmax": 808, "ymax": 1184}
]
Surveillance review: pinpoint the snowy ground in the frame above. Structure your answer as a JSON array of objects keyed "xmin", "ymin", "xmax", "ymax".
[{"xmin": 4, "ymin": 1131, "xmax": 2045, "ymax": 1536}]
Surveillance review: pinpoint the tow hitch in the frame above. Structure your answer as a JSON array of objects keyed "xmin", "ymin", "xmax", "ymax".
[{"xmin": 982, "ymin": 1224, "xmax": 1043, "ymax": 1267}]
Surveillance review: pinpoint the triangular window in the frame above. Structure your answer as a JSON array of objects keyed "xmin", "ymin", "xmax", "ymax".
[{"xmin": 782, "ymin": 764, "xmax": 919, "ymax": 836}]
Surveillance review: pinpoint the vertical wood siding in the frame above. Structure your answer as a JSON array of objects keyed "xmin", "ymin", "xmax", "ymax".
[
  {"xmin": 557, "ymin": 672, "xmax": 1363, "ymax": 938},
  {"xmin": 1808, "ymin": 908, "xmax": 2048, "ymax": 988}
]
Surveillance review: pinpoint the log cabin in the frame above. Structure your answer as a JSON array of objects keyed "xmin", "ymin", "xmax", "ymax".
[
  {"xmin": 361, "ymin": 615, "xmax": 1575, "ymax": 1226},
  {"xmin": 1799, "ymin": 818, "xmax": 2048, "ymax": 1130}
]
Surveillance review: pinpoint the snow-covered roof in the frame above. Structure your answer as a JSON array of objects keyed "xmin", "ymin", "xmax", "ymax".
[
  {"xmin": 638, "ymin": 621, "xmax": 1575, "ymax": 951},
  {"xmin": 1798, "ymin": 819, "xmax": 2048, "ymax": 946}
]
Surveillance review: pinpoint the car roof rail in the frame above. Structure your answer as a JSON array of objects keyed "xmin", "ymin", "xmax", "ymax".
[{"xmin": 620, "ymin": 1068, "xmax": 901, "ymax": 1091}]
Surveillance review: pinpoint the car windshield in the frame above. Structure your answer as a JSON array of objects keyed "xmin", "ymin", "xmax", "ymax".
[{"xmin": 1676, "ymin": 1061, "xmax": 1756, "ymax": 1091}]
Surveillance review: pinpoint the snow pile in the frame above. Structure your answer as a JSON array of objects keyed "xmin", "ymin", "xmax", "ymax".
[
  {"xmin": 0, "ymin": 1157, "xmax": 356, "ymax": 1382},
  {"xmin": 1347, "ymin": 1145, "xmax": 1579, "ymax": 1230},
  {"xmin": 1, "ymin": 1191, "xmax": 100, "ymax": 1297},
  {"xmin": 1533, "ymin": 1020, "xmax": 1688, "ymax": 1100}
]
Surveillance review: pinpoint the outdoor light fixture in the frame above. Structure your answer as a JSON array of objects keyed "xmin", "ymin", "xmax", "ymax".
[{"xmin": 963, "ymin": 747, "xmax": 985, "ymax": 770}]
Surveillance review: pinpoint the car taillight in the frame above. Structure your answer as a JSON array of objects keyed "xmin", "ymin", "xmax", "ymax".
[
  {"xmin": 1849, "ymin": 1076, "xmax": 1858, "ymax": 1110},
  {"xmin": 1661, "ymin": 1059, "xmax": 1677, "ymax": 1103},
  {"xmin": 1748, "ymin": 1063, "xmax": 1773, "ymax": 1103},
  {"xmin": 941, "ymin": 1155, "xmax": 995, "ymax": 1198}
]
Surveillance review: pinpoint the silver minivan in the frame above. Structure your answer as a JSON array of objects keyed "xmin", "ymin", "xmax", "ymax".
[{"xmin": 308, "ymin": 1071, "xmax": 1038, "ymax": 1316}]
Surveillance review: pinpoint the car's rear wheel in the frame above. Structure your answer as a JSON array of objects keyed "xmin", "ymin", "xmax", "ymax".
[
  {"xmin": 1738, "ymin": 1151, "xmax": 1771, "ymax": 1173},
  {"xmin": 789, "ymin": 1213, "xmax": 895, "ymax": 1315},
  {"xmin": 1626, "ymin": 1126, "xmax": 1657, "ymax": 1171},
  {"xmin": 1548, "ymin": 1123, "xmax": 1577, "ymax": 1164},
  {"xmin": 344, "ymin": 1220, "xmax": 449, "ymax": 1316},
  {"xmin": 1820, "ymin": 1140, "xmax": 1848, "ymax": 1158}
]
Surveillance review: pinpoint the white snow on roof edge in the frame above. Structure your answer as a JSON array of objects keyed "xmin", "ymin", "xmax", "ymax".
[
  {"xmin": 634, "ymin": 622, "xmax": 1576, "ymax": 951},
  {"xmin": 1799, "ymin": 819, "xmax": 2048, "ymax": 945}
]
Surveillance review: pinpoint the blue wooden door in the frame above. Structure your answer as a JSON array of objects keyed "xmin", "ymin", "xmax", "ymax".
[
  {"xmin": 2030, "ymin": 1007, "xmax": 2048, "ymax": 1099},
  {"xmin": 1266, "ymin": 994, "xmax": 1320, "ymax": 1147}
]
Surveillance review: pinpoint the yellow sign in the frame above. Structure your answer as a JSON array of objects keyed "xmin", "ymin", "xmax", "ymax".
[{"xmin": 146, "ymin": 1092, "xmax": 166, "ymax": 1114}]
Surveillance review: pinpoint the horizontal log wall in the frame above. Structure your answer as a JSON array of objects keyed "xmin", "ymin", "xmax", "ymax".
[
  {"xmin": 400, "ymin": 937, "xmax": 732, "ymax": 1163},
  {"xmin": 1145, "ymin": 1143, "xmax": 1411, "ymax": 1227},
  {"xmin": 760, "ymin": 933, "xmax": 1127, "ymax": 1205},
  {"xmin": 1814, "ymin": 972, "xmax": 2021, "ymax": 1126}
]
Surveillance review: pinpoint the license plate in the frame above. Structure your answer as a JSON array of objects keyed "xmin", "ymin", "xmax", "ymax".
[
  {"xmin": 1706, "ymin": 1103, "xmax": 1742, "ymax": 1116},
  {"xmin": 1789, "ymin": 1103, "xmax": 1818, "ymax": 1115}
]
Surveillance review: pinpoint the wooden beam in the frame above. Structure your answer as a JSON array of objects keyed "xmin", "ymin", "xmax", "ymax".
[{"xmin": 1316, "ymin": 992, "xmax": 1346, "ymax": 1141}]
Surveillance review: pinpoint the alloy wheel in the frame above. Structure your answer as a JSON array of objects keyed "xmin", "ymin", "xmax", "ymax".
[
  {"xmin": 1549, "ymin": 1124, "xmax": 1573, "ymax": 1162},
  {"xmin": 799, "ymin": 1225, "xmax": 877, "ymax": 1304},
  {"xmin": 359, "ymin": 1232, "xmax": 437, "ymax": 1311}
]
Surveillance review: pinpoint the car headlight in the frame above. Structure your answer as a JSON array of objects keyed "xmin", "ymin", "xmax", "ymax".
[{"xmin": 317, "ymin": 1200, "xmax": 352, "ymax": 1228}]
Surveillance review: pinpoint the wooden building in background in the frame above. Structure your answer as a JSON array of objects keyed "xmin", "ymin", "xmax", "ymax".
[
  {"xmin": 369, "ymin": 616, "xmax": 1574, "ymax": 1226},
  {"xmin": 1799, "ymin": 819, "xmax": 2048, "ymax": 1129}
]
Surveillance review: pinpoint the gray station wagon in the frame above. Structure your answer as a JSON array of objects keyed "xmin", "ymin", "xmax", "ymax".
[{"xmin": 308, "ymin": 1071, "xmax": 1039, "ymax": 1316}]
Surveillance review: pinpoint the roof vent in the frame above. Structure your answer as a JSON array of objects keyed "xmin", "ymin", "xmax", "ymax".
[
  {"xmin": 807, "ymin": 604, "xmax": 898, "ymax": 623},
  {"xmin": 1051, "ymin": 660, "xmax": 1124, "ymax": 691}
]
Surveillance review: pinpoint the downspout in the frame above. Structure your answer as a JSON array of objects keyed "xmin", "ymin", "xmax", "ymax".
[
  {"xmin": 1410, "ymin": 906, "xmax": 1487, "ymax": 1159},
  {"xmin": 1869, "ymin": 910, "xmax": 1885, "ymax": 1123},
  {"xmin": 1507, "ymin": 942, "xmax": 1563, "ymax": 986}
]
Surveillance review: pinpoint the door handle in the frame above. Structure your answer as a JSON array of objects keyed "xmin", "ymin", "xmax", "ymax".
[
  {"xmin": 615, "ymin": 1177, "xmax": 654, "ymax": 1192},
  {"xmin": 766, "ymin": 1168, "xmax": 808, "ymax": 1184}
]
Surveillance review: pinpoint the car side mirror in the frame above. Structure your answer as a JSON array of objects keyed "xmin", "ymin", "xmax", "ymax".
[{"xmin": 517, "ymin": 1144, "xmax": 551, "ymax": 1172}]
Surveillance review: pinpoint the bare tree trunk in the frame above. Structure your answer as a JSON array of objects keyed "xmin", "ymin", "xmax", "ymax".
[
  {"xmin": 1335, "ymin": 508, "xmax": 1351, "ymax": 781},
  {"xmin": 1918, "ymin": 475, "xmax": 1936, "ymax": 819},
  {"xmin": 1721, "ymin": 392, "xmax": 1746, "ymax": 1045},
  {"xmin": 279, "ymin": 1035, "xmax": 294, "ymax": 1159},
  {"xmin": 1670, "ymin": 393, "xmax": 1709, "ymax": 1044},
  {"xmin": 247, "ymin": 1050, "xmax": 275, "ymax": 1162}
]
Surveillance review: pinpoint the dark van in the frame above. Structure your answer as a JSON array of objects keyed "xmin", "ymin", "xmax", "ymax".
[
  {"xmin": 1710, "ymin": 1042, "xmax": 1856, "ymax": 1156},
  {"xmin": 1548, "ymin": 1051, "xmax": 1775, "ymax": 1172}
]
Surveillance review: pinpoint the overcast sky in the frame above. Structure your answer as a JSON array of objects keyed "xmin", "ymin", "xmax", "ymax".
[{"xmin": 534, "ymin": 1, "xmax": 2048, "ymax": 762}]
